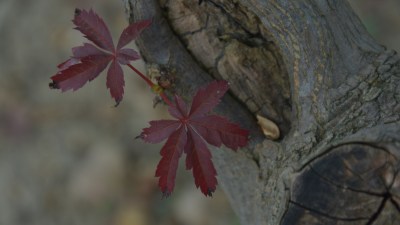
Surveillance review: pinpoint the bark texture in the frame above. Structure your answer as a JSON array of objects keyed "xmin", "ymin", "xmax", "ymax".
[{"xmin": 123, "ymin": 0, "xmax": 400, "ymax": 224}]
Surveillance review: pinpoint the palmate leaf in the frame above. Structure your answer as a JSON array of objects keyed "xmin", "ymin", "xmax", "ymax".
[
  {"xmin": 117, "ymin": 19, "xmax": 153, "ymax": 50},
  {"xmin": 50, "ymin": 8, "xmax": 151, "ymax": 105},
  {"xmin": 189, "ymin": 79, "xmax": 229, "ymax": 117},
  {"xmin": 155, "ymin": 126, "xmax": 187, "ymax": 195},
  {"xmin": 139, "ymin": 80, "xmax": 249, "ymax": 196},
  {"xmin": 187, "ymin": 128, "xmax": 218, "ymax": 196},
  {"xmin": 72, "ymin": 8, "xmax": 115, "ymax": 52}
]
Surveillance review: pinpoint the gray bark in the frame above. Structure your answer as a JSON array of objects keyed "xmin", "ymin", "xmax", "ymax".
[{"xmin": 122, "ymin": 0, "xmax": 400, "ymax": 224}]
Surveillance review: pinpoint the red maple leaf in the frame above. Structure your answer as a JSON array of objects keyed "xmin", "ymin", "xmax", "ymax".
[
  {"xmin": 139, "ymin": 80, "xmax": 249, "ymax": 196},
  {"xmin": 50, "ymin": 8, "xmax": 151, "ymax": 105}
]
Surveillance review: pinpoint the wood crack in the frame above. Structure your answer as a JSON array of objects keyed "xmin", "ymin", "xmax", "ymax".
[
  {"xmin": 390, "ymin": 198, "xmax": 400, "ymax": 212},
  {"xmin": 309, "ymin": 166, "xmax": 385, "ymax": 197},
  {"xmin": 204, "ymin": 0, "xmax": 260, "ymax": 36},
  {"xmin": 181, "ymin": 13, "xmax": 210, "ymax": 37},
  {"xmin": 288, "ymin": 200, "xmax": 369, "ymax": 222},
  {"xmin": 365, "ymin": 193, "xmax": 390, "ymax": 225}
]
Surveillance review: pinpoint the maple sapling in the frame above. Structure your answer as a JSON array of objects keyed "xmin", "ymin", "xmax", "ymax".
[
  {"xmin": 139, "ymin": 81, "xmax": 249, "ymax": 197},
  {"xmin": 50, "ymin": 8, "xmax": 249, "ymax": 197},
  {"xmin": 49, "ymin": 8, "xmax": 172, "ymax": 106}
]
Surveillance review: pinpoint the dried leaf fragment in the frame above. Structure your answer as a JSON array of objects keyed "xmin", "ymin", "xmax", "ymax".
[{"xmin": 256, "ymin": 114, "xmax": 280, "ymax": 140}]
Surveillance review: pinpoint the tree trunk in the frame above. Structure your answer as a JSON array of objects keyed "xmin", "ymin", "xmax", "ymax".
[{"xmin": 123, "ymin": 0, "xmax": 400, "ymax": 224}]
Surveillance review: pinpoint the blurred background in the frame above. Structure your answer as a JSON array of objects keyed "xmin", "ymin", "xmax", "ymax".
[{"xmin": 0, "ymin": 0, "xmax": 399, "ymax": 225}]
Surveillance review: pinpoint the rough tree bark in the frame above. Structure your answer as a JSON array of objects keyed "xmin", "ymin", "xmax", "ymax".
[{"xmin": 123, "ymin": 0, "xmax": 400, "ymax": 224}]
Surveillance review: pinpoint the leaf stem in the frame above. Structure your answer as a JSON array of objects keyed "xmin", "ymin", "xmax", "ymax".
[
  {"xmin": 127, "ymin": 63, "xmax": 173, "ymax": 107},
  {"xmin": 127, "ymin": 63, "xmax": 154, "ymax": 87},
  {"xmin": 159, "ymin": 92, "xmax": 173, "ymax": 106}
]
